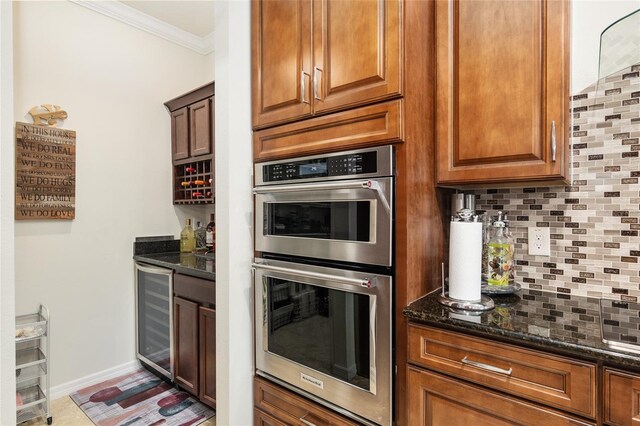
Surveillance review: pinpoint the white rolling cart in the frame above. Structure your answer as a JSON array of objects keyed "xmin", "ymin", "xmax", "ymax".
[{"xmin": 15, "ymin": 305, "xmax": 52, "ymax": 425}]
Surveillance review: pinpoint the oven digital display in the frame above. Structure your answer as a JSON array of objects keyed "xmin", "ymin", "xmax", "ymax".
[
  {"xmin": 298, "ymin": 162, "xmax": 327, "ymax": 177},
  {"xmin": 263, "ymin": 151, "xmax": 378, "ymax": 182}
]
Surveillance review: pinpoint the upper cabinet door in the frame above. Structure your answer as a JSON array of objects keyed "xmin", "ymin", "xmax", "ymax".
[
  {"xmin": 312, "ymin": 0, "xmax": 401, "ymax": 114},
  {"xmin": 436, "ymin": 0, "xmax": 570, "ymax": 185},
  {"xmin": 252, "ymin": 0, "xmax": 312, "ymax": 129},
  {"xmin": 171, "ymin": 108, "xmax": 189, "ymax": 161},
  {"xmin": 189, "ymin": 98, "xmax": 212, "ymax": 157}
]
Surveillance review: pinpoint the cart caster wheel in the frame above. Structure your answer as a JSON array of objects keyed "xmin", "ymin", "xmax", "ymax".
[{"xmin": 47, "ymin": 417, "xmax": 53, "ymax": 425}]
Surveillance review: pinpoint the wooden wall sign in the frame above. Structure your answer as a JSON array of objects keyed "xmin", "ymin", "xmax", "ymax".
[{"xmin": 15, "ymin": 122, "xmax": 76, "ymax": 220}]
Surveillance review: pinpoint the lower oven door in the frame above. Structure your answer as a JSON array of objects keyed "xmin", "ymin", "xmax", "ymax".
[
  {"xmin": 254, "ymin": 176, "xmax": 393, "ymax": 267},
  {"xmin": 253, "ymin": 258, "xmax": 392, "ymax": 426}
]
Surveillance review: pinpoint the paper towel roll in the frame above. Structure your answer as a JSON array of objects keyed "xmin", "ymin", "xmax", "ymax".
[{"xmin": 449, "ymin": 221, "xmax": 482, "ymax": 302}]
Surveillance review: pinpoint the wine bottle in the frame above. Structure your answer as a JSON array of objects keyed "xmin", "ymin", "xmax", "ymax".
[
  {"xmin": 180, "ymin": 218, "xmax": 196, "ymax": 253},
  {"xmin": 206, "ymin": 213, "xmax": 216, "ymax": 251}
]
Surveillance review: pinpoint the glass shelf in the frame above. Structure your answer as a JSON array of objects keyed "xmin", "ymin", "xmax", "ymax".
[{"xmin": 598, "ymin": 9, "xmax": 640, "ymax": 81}]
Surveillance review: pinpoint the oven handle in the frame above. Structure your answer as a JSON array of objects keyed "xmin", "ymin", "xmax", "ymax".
[
  {"xmin": 252, "ymin": 262, "xmax": 377, "ymax": 289},
  {"xmin": 253, "ymin": 179, "xmax": 391, "ymax": 214}
]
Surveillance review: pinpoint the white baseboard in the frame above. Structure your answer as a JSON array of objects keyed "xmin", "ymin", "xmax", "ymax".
[{"xmin": 50, "ymin": 360, "xmax": 140, "ymax": 400}]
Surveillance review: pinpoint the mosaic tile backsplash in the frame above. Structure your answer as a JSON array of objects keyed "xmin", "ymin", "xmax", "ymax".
[{"xmin": 473, "ymin": 63, "xmax": 640, "ymax": 301}]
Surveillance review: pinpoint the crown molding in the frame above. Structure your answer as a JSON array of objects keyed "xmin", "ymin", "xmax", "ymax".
[{"xmin": 70, "ymin": 0, "xmax": 214, "ymax": 55}]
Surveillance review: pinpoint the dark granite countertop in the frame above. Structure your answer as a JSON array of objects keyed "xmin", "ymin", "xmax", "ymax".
[
  {"xmin": 133, "ymin": 236, "xmax": 215, "ymax": 281},
  {"xmin": 404, "ymin": 288, "xmax": 640, "ymax": 371}
]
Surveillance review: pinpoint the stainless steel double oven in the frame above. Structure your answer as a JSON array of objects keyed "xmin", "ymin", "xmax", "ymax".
[{"xmin": 253, "ymin": 146, "xmax": 394, "ymax": 426}]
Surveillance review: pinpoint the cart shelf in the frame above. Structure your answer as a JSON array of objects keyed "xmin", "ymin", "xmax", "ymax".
[{"xmin": 16, "ymin": 305, "xmax": 51, "ymax": 425}]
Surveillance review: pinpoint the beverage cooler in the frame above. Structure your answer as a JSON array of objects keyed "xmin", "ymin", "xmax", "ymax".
[{"xmin": 135, "ymin": 262, "xmax": 173, "ymax": 380}]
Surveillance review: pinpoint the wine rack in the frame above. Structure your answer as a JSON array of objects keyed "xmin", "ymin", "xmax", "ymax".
[{"xmin": 174, "ymin": 159, "xmax": 214, "ymax": 204}]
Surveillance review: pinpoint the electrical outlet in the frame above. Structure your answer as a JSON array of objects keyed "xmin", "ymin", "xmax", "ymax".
[{"xmin": 528, "ymin": 227, "xmax": 551, "ymax": 256}]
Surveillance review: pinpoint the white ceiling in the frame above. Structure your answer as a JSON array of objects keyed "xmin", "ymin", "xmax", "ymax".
[{"xmin": 120, "ymin": 1, "xmax": 215, "ymax": 38}]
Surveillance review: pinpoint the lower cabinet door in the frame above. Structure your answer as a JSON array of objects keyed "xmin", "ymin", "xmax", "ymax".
[
  {"xmin": 407, "ymin": 366, "xmax": 594, "ymax": 426},
  {"xmin": 199, "ymin": 306, "xmax": 216, "ymax": 408},
  {"xmin": 604, "ymin": 368, "xmax": 640, "ymax": 426},
  {"xmin": 174, "ymin": 296, "xmax": 199, "ymax": 395}
]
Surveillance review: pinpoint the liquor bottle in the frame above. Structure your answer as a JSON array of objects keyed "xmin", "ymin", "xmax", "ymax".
[
  {"xmin": 180, "ymin": 218, "xmax": 196, "ymax": 253},
  {"xmin": 195, "ymin": 221, "xmax": 207, "ymax": 250},
  {"xmin": 206, "ymin": 213, "xmax": 216, "ymax": 251}
]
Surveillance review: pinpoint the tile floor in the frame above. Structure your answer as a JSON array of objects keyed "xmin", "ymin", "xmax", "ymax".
[{"xmin": 21, "ymin": 396, "xmax": 216, "ymax": 426}]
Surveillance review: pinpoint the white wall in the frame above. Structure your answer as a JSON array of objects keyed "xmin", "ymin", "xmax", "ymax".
[
  {"xmin": 13, "ymin": 1, "xmax": 210, "ymax": 388},
  {"xmin": 0, "ymin": 1, "xmax": 16, "ymax": 423},
  {"xmin": 204, "ymin": 51, "xmax": 215, "ymax": 80},
  {"xmin": 572, "ymin": 0, "xmax": 639, "ymax": 92},
  {"xmin": 213, "ymin": 1, "xmax": 254, "ymax": 425}
]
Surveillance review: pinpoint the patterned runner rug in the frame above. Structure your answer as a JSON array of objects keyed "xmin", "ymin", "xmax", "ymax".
[{"xmin": 70, "ymin": 367, "xmax": 215, "ymax": 426}]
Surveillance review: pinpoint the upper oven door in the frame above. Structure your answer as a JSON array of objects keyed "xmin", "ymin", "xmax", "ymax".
[{"xmin": 254, "ymin": 177, "xmax": 393, "ymax": 266}]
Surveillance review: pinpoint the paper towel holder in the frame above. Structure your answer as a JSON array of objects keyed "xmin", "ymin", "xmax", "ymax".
[
  {"xmin": 438, "ymin": 292, "xmax": 495, "ymax": 311},
  {"xmin": 438, "ymin": 263, "xmax": 495, "ymax": 311}
]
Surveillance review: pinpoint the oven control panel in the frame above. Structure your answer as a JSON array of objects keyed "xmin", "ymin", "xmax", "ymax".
[{"xmin": 263, "ymin": 151, "xmax": 378, "ymax": 182}]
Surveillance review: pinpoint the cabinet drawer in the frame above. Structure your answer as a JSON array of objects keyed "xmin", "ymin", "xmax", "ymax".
[
  {"xmin": 604, "ymin": 368, "xmax": 640, "ymax": 426},
  {"xmin": 254, "ymin": 376, "xmax": 359, "ymax": 426},
  {"xmin": 253, "ymin": 100, "xmax": 403, "ymax": 162},
  {"xmin": 407, "ymin": 324, "xmax": 596, "ymax": 419},
  {"xmin": 407, "ymin": 366, "xmax": 594, "ymax": 426},
  {"xmin": 174, "ymin": 273, "xmax": 215, "ymax": 305},
  {"xmin": 254, "ymin": 408, "xmax": 289, "ymax": 426}
]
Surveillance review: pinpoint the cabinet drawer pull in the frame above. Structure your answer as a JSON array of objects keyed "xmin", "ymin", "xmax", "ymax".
[
  {"xmin": 461, "ymin": 356, "xmax": 512, "ymax": 376},
  {"xmin": 313, "ymin": 67, "xmax": 322, "ymax": 100},
  {"xmin": 299, "ymin": 413, "xmax": 317, "ymax": 426},
  {"xmin": 301, "ymin": 71, "xmax": 310, "ymax": 104},
  {"xmin": 551, "ymin": 120, "xmax": 557, "ymax": 162}
]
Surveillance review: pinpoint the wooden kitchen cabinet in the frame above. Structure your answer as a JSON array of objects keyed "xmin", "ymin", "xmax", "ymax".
[
  {"xmin": 189, "ymin": 98, "xmax": 213, "ymax": 158},
  {"xmin": 170, "ymin": 108, "xmax": 189, "ymax": 161},
  {"xmin": 254, "ymin": 376, "xmax": 360, "ymax": 426},
  {"xmin": 435, "ymin": 0, "xmax": 571, "ymax": 185},
  {"xmin": 251, "ymin": 0, "xmax": 401, "ymax": 130},
  {"xmin": 407, "ymin": 366, "xmax": 594, "ymax": 426},
  {"xmin": 407, "ymin": 323, "xmax": 597, "ymax": 419},
  {"xmin": 174, "ymin": 296, "xmax": 199, "ymax": 396},
  {"xmin": 165, "ymin": 82, "xmax": 215, "ymax": 204},
  {"xmin": 406, "ymin": 322, "xmax": 598, "ymax": 425},
  {"xmin": 603, "ymin": 368, "xmax": 640, "ymax": 426},
  {"xmin": 198, "ymin": 306, "xmax": 216, "ymax": 408},
  {"xmin": 173, "ymin": 273, "xmax": 216, "ymax": 408},
  {"xmin": 251, "ymin": 1, "xmax": 448, "ymax": 424}
]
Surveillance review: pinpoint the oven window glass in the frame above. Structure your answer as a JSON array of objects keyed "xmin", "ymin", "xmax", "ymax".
[
  {"xmin": 266, "ymin": 277, "xmax": 371, "ymax": 391},
  {"xmin": 265, "ymin": 202, "xmax": 371, "ymax": 242}
]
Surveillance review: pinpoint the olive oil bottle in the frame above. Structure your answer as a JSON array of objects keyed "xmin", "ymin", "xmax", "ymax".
[{"xmin": 180, "ymin": 218, "xmax": 196, "ymax": 253}]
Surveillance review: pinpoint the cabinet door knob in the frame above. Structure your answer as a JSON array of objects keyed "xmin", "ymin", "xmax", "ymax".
[{"xmin": 551, "ymin": 120, "xmax": 557, "ymax": 162}]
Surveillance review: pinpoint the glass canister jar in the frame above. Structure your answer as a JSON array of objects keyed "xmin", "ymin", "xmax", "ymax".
[{"xmin": 487, "ymin": 212, "xmax": 514, "ymax": 286}]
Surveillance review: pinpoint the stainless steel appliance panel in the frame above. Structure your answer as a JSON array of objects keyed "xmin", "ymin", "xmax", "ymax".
[
  {"xmin": 254, "ymin": 177, "xmax": 393, "ymax": 266},
  {"xmin": 135, "ymin": 262, "xmax": 173, "ymax": 380},
  {"xmin": 253, "ymin": 258, "xmax": 392, "ymax": 426}
]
